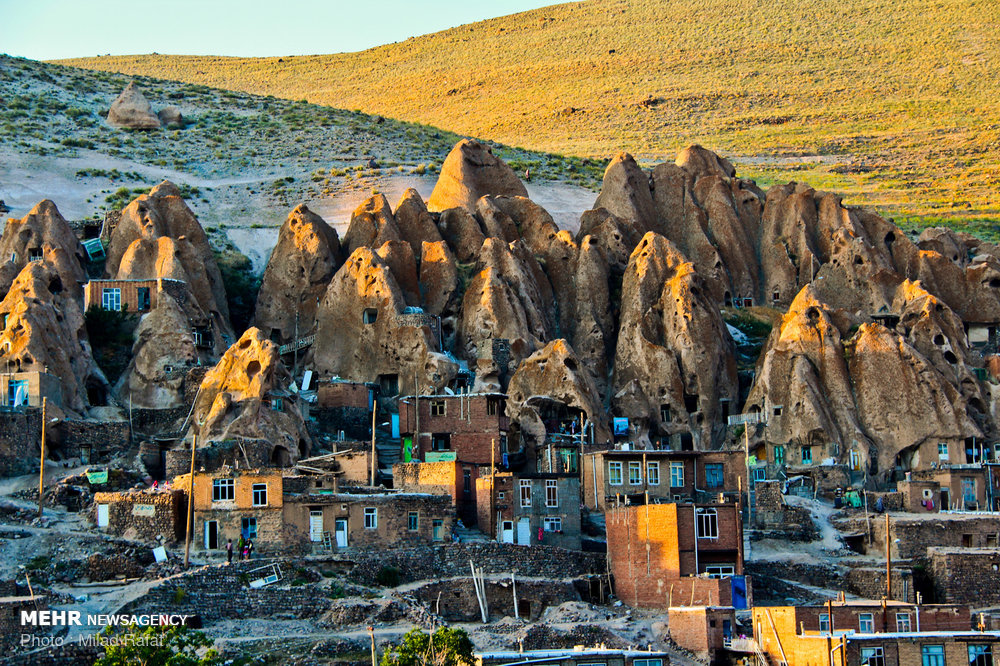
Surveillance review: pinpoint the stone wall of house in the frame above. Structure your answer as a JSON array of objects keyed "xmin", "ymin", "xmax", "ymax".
[
  {"xmin": 404, "ymin": 577, "xmax": 579, "ymax": 621},
  {"xmin": 347, "ymin": 543, "xmax": 605, "ymax": 585},
  {"xmin": 837, "ymin": 515, "xmax": 1000, "ymax": 559},
  {"xmin": 61, "ymin": 420, "xmax": 130, "ymax": 460},
  {"xmin": 131, "ymin": 406, "xmax": 188, "ymax": 439},
  {"xmin": 0, "ymin": 409, "xmax": 42, "ymax": 476},
  {"xmin": 0, "ymin": 596, "xmax": 48, "ymax": 652},
  {"xmin": 844, "ymin": 566, "xmax": 915, "ymax": 603},
  {"xmin": 92, "ymin": 489, "xmax": 184, "ymax": 543},
  {"xmin": 929, "ymin": 548, "xmax": 1000, "ymax": 606},
  {"xmin": 752, "ymin": 481, "xmax": 817, "ymax": 540}
]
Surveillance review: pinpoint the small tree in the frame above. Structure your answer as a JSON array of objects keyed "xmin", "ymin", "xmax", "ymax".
[
  {"xmin": 380, "ymin": 627, "xmax": 474, "ymax": 666},
  {"xmin": 93, "ymin": 625, "xmax": 222, "ymax": 666}
]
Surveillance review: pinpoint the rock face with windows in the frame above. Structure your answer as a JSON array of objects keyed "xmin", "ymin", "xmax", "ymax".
[
  {"xmin": 187, "ymin": 327, "xmax": 311, "ymax": 465},
  {"xmin": 0, "ymin": 200, "xmax": 88, "ymax": 298}
]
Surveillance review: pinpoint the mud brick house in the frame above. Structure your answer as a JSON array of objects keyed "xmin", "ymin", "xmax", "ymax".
[
  {"xmin": 582, "ymin": 449, "xmax": 743, "ymax": 511},
  {"xmin": 283, "ymin": 489, "xmax": 454, "ymax": 551},
  {"xmin": 93, "ymin": 488, "xmax": 185, "ymax": 542},
  {"xmin": 928, "ymin": 548, "xmax": 1000, "ymax": 606},
  {"xmin": 293, "ymin": 445, "xmax": 374, "ymax": 488},
  {"xmin": 313, "ymin": 379, "xmax": 376, "ymax": 440},
  {"xmin": 174, "ymin": 468, "xmax": 283, "ymax": 553},
  {"xmin": 840, "ymin": 512, "xmax": 1000, "ymax": 559},
  {"xmin": 605, "ymin": 501, "xmax": 747, "ymax": 609},
  {"xmin": 477, "ymin": 649, "xmax": 672, "ymax": 666},
  {"xmin": 394, "ymin": 460, "xmax": 480, "ymax": 525},
  {"xmin": 0, "ymin": 370, "xmax": 61, "ymax": 408},
  {"xmin": 475, "ymin": 471, "xmax": 581, "ymax": 550},
  {"xmin": 909, "ymin": 466, "xmax": 995, "ymax": 511},
  {"xmin": 83, "ymin": 278, "xmax": 159, "ymax": 313},
  {"xmin": 667, "ymin": 605, "xmax": 737, "ymax": 664},
  {"xmin": 751, "ymin": 600, "xmax": 995, "ymax": 666},
  {"xmin": 398, "ymin": 392, "xmax": 509, "ymax": 465}
]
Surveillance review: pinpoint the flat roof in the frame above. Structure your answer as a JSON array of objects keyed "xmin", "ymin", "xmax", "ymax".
[
  {"xmin": 479, "ymin": 649, "xmax": 672, "ymax": 659},
  {"xmin": 800, "ymin": 631, "xmax": 1000, "ymax": 641}
]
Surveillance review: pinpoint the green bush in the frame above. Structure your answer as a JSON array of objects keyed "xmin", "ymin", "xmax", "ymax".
[{"xmin": 376, "ymin": 565, "xmax": 401, "ymax": 587}]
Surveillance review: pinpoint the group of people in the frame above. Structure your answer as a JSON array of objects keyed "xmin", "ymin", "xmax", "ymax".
[{"xmin": 225, "ymin": 536, "xmax": 254, "ymax": 563}]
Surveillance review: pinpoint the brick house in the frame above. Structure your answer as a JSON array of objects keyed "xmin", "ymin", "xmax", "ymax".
[
  {"xmin": 282, "ymin": 489, "xmax": 454, "ymax": 551},
  {"xmin": 313, "ymin": 379, "xmax": 376, "ymax": 440},
  {"xmin": 475, "ymin": 471, "xmax": 582, "ymax": 550},
  {"xmin": 667, "ymin": 606, "xmax": 737, "ymax": 664},
  {"xmin": 174, "ymin": 469, "xmax": 284, "ymax": 553},
  {"xmin": 93, "ymin": 488, "xmax": 185, "ymax": 542},
  {"xmin": 929, "ymin": 548, "xmax": 1000, "ymax": 606},
  {"xmin": 582, "ymin": 449, "xmax": 743, "ymax": 511},
  {"xmin": 0, "ymin": 370, "xmax": 61, "ymax": 408},
  {"xmin": 294, "ymin": 444, "xmax": 374, "ymax": 488},
  {"xmin": 394, "ymin": 460, "xmax": 480, "ymax": 525},
  {"xmin": 398, "ymin": 393, "xmax": 509, "ymax": 466},
  {"xmin": 605, "ymin": 502, "xmax": 747, "ymax": 609},
  {"xmin": 751, "ymin": 600, "xmax": 993, "ymax": 666},
  {"xmin": 84, "ymin": 278, "xmax": 159, "ymax": 313}
]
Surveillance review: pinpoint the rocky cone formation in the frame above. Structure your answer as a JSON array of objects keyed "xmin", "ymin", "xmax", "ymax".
[
  {"xmin": 106, "ymin": 82, "xmax": 161, "ymax": 130},
  {"xmin": 0, "ymin": 261, "xmax": 108, "ymax": 413},
  {"xmin": 0, "ymin": 200, "xmax": 88, "ymax": 298},
  {"xmin": 188, "ymin": 328, "xmax": 311, "ymax": 464},
  {"xmin": 427, "ymin": 139, "xmax": 528, "ymax": 212},
  {"xmin": 253, "ymin": 204, "xmax": 341, "ymax": 344}
]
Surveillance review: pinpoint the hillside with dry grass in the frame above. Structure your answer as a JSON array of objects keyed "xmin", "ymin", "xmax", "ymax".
[{"xmin": 59, "ymin": 0, "xmax": 1000, "ymax": 235}]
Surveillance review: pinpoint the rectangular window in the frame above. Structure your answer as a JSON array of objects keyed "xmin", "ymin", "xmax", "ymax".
[
  {"xmin": 252, "ymin": 483, "xmax": 267, "ymax": 507},
  {"xmin": 408, "ymin": 511, "xmax": 419, "ymax": 531},
  {"xmin": 860, "ymin": 647, "xmax": 885, "ymax": 666},
  {"xmin": 430, "ymin": 400, "xmax": 446, "ymax": 417},
  {"xmin": 634, "ymin": 660, "xmax": 662, "ymax": 666},
  {"xmin": 432, "ymin": 518, "xmax": 443, "ymax": 541},
  {"xmin": 859, "ymin": 613, "xmax": 874, "ymax": 633},
  {"xmin": 137, "ymin": 286, "xmax": 150, "ymax": 311},
  {"xmin": 819, "ymin": 613, "xmax": 830, "ymax": 632},
  {"xmin": 670, "ymin": 461, "xmax": 684, "ymax": 488},
  {"xmin": 896, "ymin": 613, "xmax": 911, "ymax": 632},
  {"xmin": 921, "ymin": 644, "xmax": 945, "ymax": 666},
  {"xmin": 520, "ymin": 479, "xmax": 532, "ymax": 507},
  {"xmin": 629, "ymin": 461, "xmax": 642, "ymax": 485},
  {"xmin": 362, "ymin": 308, "xmax": 377, "ymax": 324},
  {"xmin": 938, "ymin": 442, "xmax": 949, "ymax": 461},
  {"xmin": 212, "ymin": 478, "xmax": 234, "ymax": 502},
  {"xmin": 543, "ymin": 516, "xmax": 561, "ymax": 532},
  {"xmin": 697, "ymin": 508, "xmax": 718, "ymax": 539},
  {"xmin": 28, "ymin": 248, "xmax": 42, "ymax": 262},
  {"xmin": 608, "ymin": 461, "xmax": 623, "ymax": 486},
  {"xmin": 241, "ymin": 517, "xmax": 257, "ymax": 539},
  {"xmin": 271, "ymin": 397, "xmax": 283, "ymax": 412},
  {"xmin": 647, "ymin": 462, "xmax": 660, "ymax": 486},
  {"xmin": 487, "ymin": 398, "xmax": 501, "ymax": 416},
  {"xmin": 703, "ymin": 564, "xmax": 735, "ymax": 578},
  {"xmin": 364, "ymin": 507, "xmax": 377, "ymax": 529},
  {"xmin": 801, "ymin": 445, "xmax": 813, "ymax": 464},
  {"xmin": 753, "ymin": 467, "xmax": 766, "ymax": 482},
  {"xmin": 969, "ymin": 644, "xmax": 993, "ymax": 666},
  {"xmin": 704, "ymin": 463, "xmax": 723, "ymax": 488},
  {"xmin": 545, "ymin": 480, "xmax": 558, "ymax": 507},
  {"xmin": 431, "ymin": 433, "xmax": 450, "ymax": 451},
  {"xmin": 774, "ymin": 445, "xmax": 785, "ymax": 466},
  {"xmin": 102, "ymin": 287, "xmax": 121, "ymax": 311}
]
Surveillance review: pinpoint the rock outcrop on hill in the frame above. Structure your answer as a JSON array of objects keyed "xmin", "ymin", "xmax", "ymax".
[
  {"xmin": 253, "ymin": 204, "xmax": 341, "ymax": 344},
  {"xmin": 341, "ymin": 194, "xmax": 402, "ymax": 256},
  {"xmin": 105, "ymin": 181, "xmax": 233, "ymax": 350},
  {"xmin": 613, "ymin": 233, "xmax": 738, "ymax": 449},
  {"xmin": 188, "ymin": 327, "xmax": 311, "ymax": 464},
  {"xmin": 157, "ymin": 106, "xmax": 183, "ymax": 127},
  {"xmin": 0, "ymin": 262, "xmax": 108, "ymax": 413},
  {"xmin": 427, "ymin": 139, "xmax": 528, "ymax": 212},
  {"xmin": 393, "ymin": 189, "xmax": 442, "ymax": 259},
  {"xmin": 0, "ymin": 200, "xmax": 88, "ymax": 298},
  {"xmin": 313, "ymin": 247, "xmax": 457, "ymax": 396},
  {"xmin": 106, "ymin": 82, "xmax": 161, "ymax": 130}
]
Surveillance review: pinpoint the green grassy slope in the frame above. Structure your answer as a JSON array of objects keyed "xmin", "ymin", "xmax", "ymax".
[{"xmin": 58, "ymin": 0, "xmax": 1000, "ymax": 235}]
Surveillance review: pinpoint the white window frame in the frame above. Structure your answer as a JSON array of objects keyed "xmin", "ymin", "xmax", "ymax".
[
  {"xmin": 628, "ymin": 461, "xmax": 642, "ymax": 485},
  {"xmin": 697, "ymin": 508, "xmax": 719, "ymax": 539},
  {"xmin": 634, "ymin": 660, "xmax": 662, "ymax": 666},
  {"xmin": 543, "ymin": 516, "xmax": 562, "ymax": 532},
  {"xmin": 670, "ymin": 461, "xmax": 684, "ymax": 488},
  {"xmin": 703, "ymin": 564, "xmax": 735, "ymax": 578},
  {"xmin": 938, "ymin": 442, "xmax": 949, "ymax": 461},
  {"xmin": 647, "ymin": 461, "xmax": 660, "ymax": 486},
  {"xmin": 896, "ymin": 613, "xmax": 911, "ymax": 632},
  {"xmin": 545, "ymin": 479, "xmax": 558, "ymax": 507},
  {"xmin": 252, "ymin": 483, "xmax": 267, "ymax": 507},
  {"xmin": 364, "ymin": 507, "xmax": 377, "ymax": 529},
  {"xmin": 608, "ymin": 461, "xmax": 623, "ymax": 486},
  {"xmin": 859, "ymin": 613, "xmax": 874, "ymax": 633},
  {"xmin": 860, "ymin": 646, "xmax": 884, "ymax": 666},
  {"xmin": 819, "ymin": 613, "xmax": 830, "ymax": 632},
  {"xmin": 212, "ymin": 478, "xmax": 234, "ymax": 502},
  {"xmin": 102, "ymin": 287, "xmax": 122, "ymax": 312},
  {"xmin": 520, "ymin": 479, "xmax": 532, "ymax": 508}
]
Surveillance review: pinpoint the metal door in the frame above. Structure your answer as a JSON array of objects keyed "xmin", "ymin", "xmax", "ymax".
[
  {"xmin": 97, "ymin": 504, "xmax": 109, "ymax": 528},
  {"xmin": 516, "ymin": 518, "xmax": 531, "ymax": 545},
  {"xmin": 309, "ymin": 510, "xmax": 324, "ymax": 542},
  {"xmin": 501, "ymin": 520, "xmax": 514, "ymax": 544},
  {"xmin": 335, "ymin": 518, "xmax": 348, "ymax": 547}
]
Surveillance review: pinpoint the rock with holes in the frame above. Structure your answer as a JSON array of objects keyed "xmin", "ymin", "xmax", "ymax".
[
  {"xmin": 436, "ymin": 206, "xmax": 486, "ymax": 263},
  {"xmin": 612, "ymin": 233, "xmax": 737, "ymax": 449},
  {"xmin": 592, "ymin": 153, "xmax": 656, "ymax": 240},
  {"xmin": 106, "ymin": 81, "xmax": 161, "ymax": 130},
  {"xmin": 570, "ymin": 235, "xmax": 615, "ymax": 399},
  {"xmin": 508, "ymin": 339, "xmax": 610, "ymax": 452},
  {"xmin": 187, "ymin": 327, "xmax": 312, "ymax": 463},
  {"xmin": 427, "ymin": 139, "xmax": 527, "ymax": 212},
  {"xmin": 0, "ymin": 261, "xmax": 108, "ymax": 413},
  {"xmin": 254, "ymin": 204, "xmax": 341, "ymax": 344},
  {"xmin": 341, "ymin": 194, "xmax": 402, "ymax": 256},
  {"xmin": 393, "ymin": 188, "xmax": 443, "ymax": 259},
  {"xmin": 0, "ymin": 200, "xmax": 88, "ymax": 298},
  {"xmin": 375, "ymin": 240, "xmax": 420, "ymax": 307},
  {"xmin": 313, "ymin": 247, "xmax": 457, "ymax": 395}
]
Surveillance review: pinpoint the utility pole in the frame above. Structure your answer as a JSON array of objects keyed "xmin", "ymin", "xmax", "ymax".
[
  {"xmin": 413, "ymin": 373, "xmax": 419, "ymax": 461},
  {"xmin": 370, "ymin": 406, "xmax": 377, "ymax": 486},
  {"xmin": 37, "ymin": 397, "xmax": 47, "ymax": 519},
  {"xmin": 885, "ymin": 512, "xmax": 892, "ymax": 600},
  {"xmin": 184, "ymin": 435, "xmax": 197, "ymax": 568},
  {"xmin": 368, "ymin": 625, "xmax": 376, "ymax": 666}
]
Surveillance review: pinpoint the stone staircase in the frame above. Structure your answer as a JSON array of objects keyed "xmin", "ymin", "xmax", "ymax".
[{"xmin": 454, "ymin": 521, "xmax": 490, "ymax": 543}]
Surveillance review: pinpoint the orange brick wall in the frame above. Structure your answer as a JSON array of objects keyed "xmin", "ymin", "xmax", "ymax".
[
  {"xmin": 175, "ymin": 471, "xmax": 283, "ymax": 512},
  {"xmin": 317, "ymin": 382, "xmax": 371, "ymax": 409},
  {"xmin": 399, "ymin": 395, "xmax": 507, "ymax": 465}
]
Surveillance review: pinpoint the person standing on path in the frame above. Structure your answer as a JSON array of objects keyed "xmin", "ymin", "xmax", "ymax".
[
  {"xmin": 237, "ymin": 535, "xmax": 245, "ymax": 561},
  {"xmin": 226, "ymin": 538, "xmax": 233, "ymax": 564}
]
